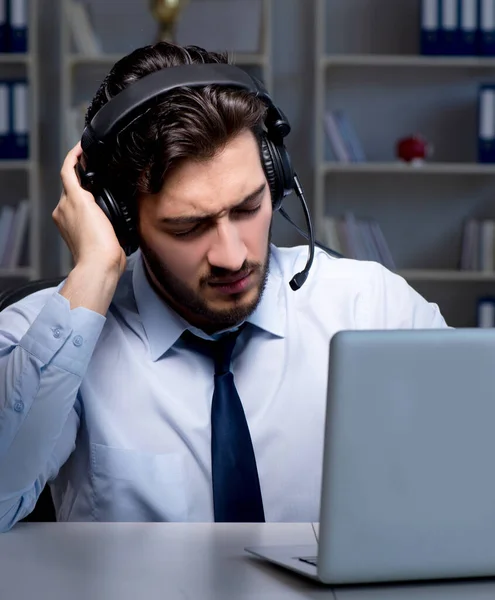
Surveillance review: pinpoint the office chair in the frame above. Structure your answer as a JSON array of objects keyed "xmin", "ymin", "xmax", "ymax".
[{"xmin": 0, "ymin": 277, "xmax": 64, "ymax": 522}]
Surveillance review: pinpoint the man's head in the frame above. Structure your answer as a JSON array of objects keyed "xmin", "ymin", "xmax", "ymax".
[{"xmin": 85, "ymin": 43, "xmax": 274, "ymax": 333}]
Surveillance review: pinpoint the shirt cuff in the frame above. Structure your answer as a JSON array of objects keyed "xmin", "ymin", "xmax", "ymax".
[{"xmin": 20, "ymin": 291, "xmax": 106, "ymax": 377}]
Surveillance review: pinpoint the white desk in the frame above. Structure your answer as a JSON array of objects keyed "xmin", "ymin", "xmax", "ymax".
[{"xmin": 1, "ymin": 522, "xmax": 495, "ymax": 600}]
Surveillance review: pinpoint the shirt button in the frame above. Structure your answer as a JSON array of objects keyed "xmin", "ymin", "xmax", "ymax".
[
  {"xmin": 52, "ymin": 328, "xmax": 61, "ymax": 339},
  {"xmin": 14, "ymin": 401, "xmax": 24, "ymax": 413},
  {"xmin": 73, "ymin": 335, "xmax": 83, "ymax": 347}
]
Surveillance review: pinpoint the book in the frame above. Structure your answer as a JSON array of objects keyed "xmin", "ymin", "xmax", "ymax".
[
  {"xmin": 65, "ymin": 0, "xmax": 101, "ymax": 56},
  {"xmin": 323, "ymin": 112, "xmax": 350, "ymax": 163},
  {"xmin": 421, "ymin": 0, "xmax": 441, "ymax": 55}
]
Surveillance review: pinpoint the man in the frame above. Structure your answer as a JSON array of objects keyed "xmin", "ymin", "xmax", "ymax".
[{"xmin": 0, "ymin": 42, "xmax": 447, "ymax": 532}]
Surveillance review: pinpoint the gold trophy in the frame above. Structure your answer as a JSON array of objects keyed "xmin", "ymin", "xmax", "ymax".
[{"xmin": 149, "ymin": 0, "xmax": 189, "ymax": 43}]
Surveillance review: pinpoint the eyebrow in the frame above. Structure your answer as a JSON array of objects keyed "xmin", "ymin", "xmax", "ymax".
[{"xmin": 159, "ymin": 183, "xmax": 267, "ymax": 226}]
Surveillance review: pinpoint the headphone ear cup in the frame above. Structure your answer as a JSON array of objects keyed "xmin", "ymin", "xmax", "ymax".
[
  {"xmin": 76, "ymin": 157, "xmax": 139, "ymax": 256},
  {"xmin": 94, "ymin": 187, "xmax": 139, "ymax": 256},
  {"xmin": 260, "ymin": 135, "xmax": 294, "ymax": 212},
  {"xmin": 260, "ymin": 136, "xmax": 281, "ymax": 209}
]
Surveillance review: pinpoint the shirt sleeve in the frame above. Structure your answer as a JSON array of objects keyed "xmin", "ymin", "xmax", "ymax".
[
  {"xmin": 358, "ymin": 263, "xmax": 449, "ymax": 330},
  {"xmin": 0, "ymin": 289, "xmax": 106, "ymax": 531}
]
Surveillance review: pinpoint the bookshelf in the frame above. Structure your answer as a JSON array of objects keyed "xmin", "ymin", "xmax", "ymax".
[
  {"xmin": 322, "ymin": 54, "xmax": 495, "ymax": 68},
  {"xmin": 314, "ymin": 0, "xmax": 495, "ymax": 327},
  {"xmin": 0, "ymin": 0, "xmax": 40, "ymax": 287},
  {"xmin": 58, "ymin": 0, "xmax": 273, "ymax": 276},
  {"xmin": 398, "ymin": 269, "xmax": 495, "ymax": 282},
  {"xmin": 323, "ymin": 162, "xmax": 495, "ymax": 175}
]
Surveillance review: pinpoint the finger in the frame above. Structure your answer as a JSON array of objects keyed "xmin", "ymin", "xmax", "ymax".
[
  {"xmin": 60, "ymin": 143, "xmax": 87, "ymax": 196},
  {"xmin": 62, "ymin": 142, "xmax": 83, "ymax": 170}
]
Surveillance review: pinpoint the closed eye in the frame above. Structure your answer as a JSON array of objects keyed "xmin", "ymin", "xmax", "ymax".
[
  {"xmin": 172, "ymin": 204, "xmax": 262, "ymax": 238},
  {"xmin": 233, "ymin": 204, "xmax": 262, "ymax": 217},
  {"xmin": 172, "ymin": 224, "xmax": 203, "ymax": 238}
]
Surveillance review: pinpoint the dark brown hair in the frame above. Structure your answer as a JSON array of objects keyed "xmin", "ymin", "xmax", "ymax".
[{"xmin": 85, "ymin": 42, "xmax": 268, "ymax": 197}]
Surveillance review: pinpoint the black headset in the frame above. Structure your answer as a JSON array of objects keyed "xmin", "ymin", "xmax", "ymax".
[{"xmin": 77, "ymin": 63, "xmax": 339, "ymax": 290}]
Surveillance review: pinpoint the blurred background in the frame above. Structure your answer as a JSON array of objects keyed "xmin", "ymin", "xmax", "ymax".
[{"xmin": 2, "ymin": 0, "xmax": 495, "ymax": 328}]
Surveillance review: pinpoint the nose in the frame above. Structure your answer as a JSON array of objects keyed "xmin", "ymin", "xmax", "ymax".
[{"xmin": 207, "ymin": 219, "xmax": 247, "ymax": 272}]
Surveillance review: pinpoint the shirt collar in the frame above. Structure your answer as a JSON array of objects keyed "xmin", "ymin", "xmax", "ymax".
[{"xmin": 131, "ymin": 246, "xmax": 287, "ymax": 362}]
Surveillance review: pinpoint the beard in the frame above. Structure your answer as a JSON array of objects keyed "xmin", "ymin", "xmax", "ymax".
[{"xmin": 139, "ymin": 234, "xmax": 271, "ymax": 333}]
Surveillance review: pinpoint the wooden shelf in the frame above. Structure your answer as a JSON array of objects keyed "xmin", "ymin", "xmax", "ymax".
[
  {"xmin": 0, "ymin": 267, "xmax": 33, "ymax": 279},
  {"xmin": 0, "ymin": 160, "xmax": 34, "ymax": 170},
  {"xmin": 322, "ymin": 54, "xmax": 495, "ymax": 69},
  {"xmin": 0, "ymin": 1, "xmax": 40, "ymax": 281},
  {"xmin": 0, "ymin": 53, "xmax": 31, "ymax": 65},
  {"xmin": 322, "ymin": 162, "xmax": 495, "ymax": 175},
  {"xmin": 397, "ymin": 270, "xmax": 495, "ymax": 282},
  {"xmin": 313, "ymin": 0, "xmax": 495, "ymax": 326}
]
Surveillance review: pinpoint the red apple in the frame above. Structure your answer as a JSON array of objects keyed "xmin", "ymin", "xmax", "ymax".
[{"xmin": 396, "ymin": 135, "xmax": 431, "ymax": 162}]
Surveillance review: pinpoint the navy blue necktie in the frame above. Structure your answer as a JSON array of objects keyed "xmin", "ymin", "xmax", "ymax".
[{"xmin": 183, "ymin": 329, "xmax": 265, "ymax": 522}]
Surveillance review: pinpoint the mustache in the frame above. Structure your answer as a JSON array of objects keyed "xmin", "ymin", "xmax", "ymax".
[{"xmin": 200, "ymin": 261, "xmax": 261, "ymax": 286}]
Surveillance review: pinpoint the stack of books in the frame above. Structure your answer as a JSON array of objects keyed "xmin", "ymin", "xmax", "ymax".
[
  {"xmin": 0, "ymin": 0, "xmax": 28, "ymax": 54},
  {"xmin": 320, "ymin": 213, "xmax": 395, "ymax": 270},
  {"xmin": 0, "ymin": 79, "xmax": 28, "ymax": 160},
  {"xmin": 0, "ymin": 199, "xmax": 29, "ymax": 268},
  {"xmin": 323, "ymin": 110, "xmax": 366, "ymax": 163},
  {"xmin": 478, "ymin": 84, "xmax": 495, "ymax": 162},
  {"xmin": 478, "ymin": 297, "xmax": 495, "ymax": 326},
  {"xmin": 460, "ymin": 217, "xmax": 495, "ymax": 271},
  {"xmin": 0, "ymin": 2, "xmax": 29, "ymax": 160},
  {"xmin": 421, "ymin": 0, "xmax": 495, "ymax": 56}
]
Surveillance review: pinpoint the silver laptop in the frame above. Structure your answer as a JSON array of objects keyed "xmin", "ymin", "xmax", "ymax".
[{"xmin": 246, "ymin": 328, "xmax": 495, "ymax": 585}]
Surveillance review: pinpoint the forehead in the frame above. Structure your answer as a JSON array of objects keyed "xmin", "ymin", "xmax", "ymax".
[{"xmin": 153, "ymin": 130, "xmax": 266, "ymax": 217}]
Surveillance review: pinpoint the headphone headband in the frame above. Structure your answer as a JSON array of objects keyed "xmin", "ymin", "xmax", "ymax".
[
  {"xmin": 84, "ymin": 63, "xmax": 290, "ymax": 150},
  {"xmin": 77, "ymin": 60, "xmax": 302, "ymax": 271}
]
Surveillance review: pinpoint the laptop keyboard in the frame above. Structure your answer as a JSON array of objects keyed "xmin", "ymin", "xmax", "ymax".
[{"xmin": 298, "ymin": 556, "xmax": 318, "ymax": 567}]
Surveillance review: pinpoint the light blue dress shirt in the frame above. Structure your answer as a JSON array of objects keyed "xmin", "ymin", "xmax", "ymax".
[{"xmin": 0, "ymin": 246, "xmax": 447, "ymax": 532}]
